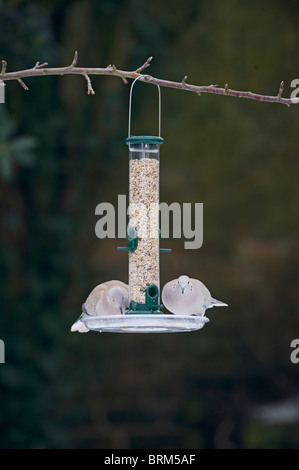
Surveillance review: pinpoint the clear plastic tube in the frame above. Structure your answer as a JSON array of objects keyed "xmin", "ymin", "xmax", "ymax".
[{"xmin": 128, "ymin": 140, "xmax": 161, "ymax": 304}]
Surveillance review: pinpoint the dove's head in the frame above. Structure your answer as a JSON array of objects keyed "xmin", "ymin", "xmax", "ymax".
[
  {"xmin": 109, "ymin": 286, "xmax": 129, "ymax": 313},
  {"xmin": 178, "ymin": 275, "xmax": 191, "ymax": 294}
]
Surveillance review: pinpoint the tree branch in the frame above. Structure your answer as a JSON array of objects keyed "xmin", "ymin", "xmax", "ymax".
[{"xmin": 1, "ymin": 52, "xmax": 298, "ymax": 106}]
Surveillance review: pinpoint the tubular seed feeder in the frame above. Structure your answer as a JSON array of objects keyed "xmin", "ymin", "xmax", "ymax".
[{"xmin": 81, "ymin": 78, "xmax": 209, "ymax": 333}]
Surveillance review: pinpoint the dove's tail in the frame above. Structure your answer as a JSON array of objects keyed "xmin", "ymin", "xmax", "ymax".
[
  {"xmin": 209, "ymin": 298, "xmax": 228, "ymax": 308},
  {"xmin": 70, "ymin": 320, "xmax": 89, "ymax": 333}
]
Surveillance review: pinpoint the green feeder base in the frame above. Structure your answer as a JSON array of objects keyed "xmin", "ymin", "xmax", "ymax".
[{"xmin": 126, "ymin": 299, "xmax": 163, "ymax": 315}]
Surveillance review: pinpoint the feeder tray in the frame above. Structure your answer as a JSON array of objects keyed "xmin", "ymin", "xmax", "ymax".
[{"xmin": 82, "ymin": 314, "xmax": 209, "ymax": 334}]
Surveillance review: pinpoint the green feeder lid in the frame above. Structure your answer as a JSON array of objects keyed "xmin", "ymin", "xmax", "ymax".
[{"xmin": 126, "ymin": 136, "xmax": 164, "ymax": 145}]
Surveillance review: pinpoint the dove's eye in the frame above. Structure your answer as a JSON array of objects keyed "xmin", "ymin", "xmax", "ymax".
[{"xmin": 172, "ymin": 283, "xmax": 177, "ymax": 290}]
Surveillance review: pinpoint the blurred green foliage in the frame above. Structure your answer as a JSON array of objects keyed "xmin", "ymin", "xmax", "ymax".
[
  {"xmin": 0, "ymin": 108, "xmax": 37, "ymax": 180},
  {"xmin": 0, "ymin": 0, "xmax": 298, "ymax": 449}
]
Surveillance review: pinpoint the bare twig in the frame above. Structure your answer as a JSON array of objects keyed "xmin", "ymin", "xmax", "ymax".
[
  {"xmin": 1, "ymin": 52, "xmax": 298, "ymax": 106},
  {"xmin": 83, "ymin": 72, "xmax": 95, "ymax": 95},
  {"xmin": 277, "ymin": 80, "xmax": 284, "ymax": 100},
  {"xmin": 135, "ymin": 56, "xmax": 153, "ymax": 73},
  {"xmin": 181, "ymin": 75, "xmax": 188, "ymax": 87},
  {"xmin": 34, "ymin": 61, "xmax": 48, "ymax": 69},
  {"xmin": 17, "ymin": 78, "xmax": 28, "ymax": 90},
  {"xmin": 69, "ymin": 50, "xmax": 78, "ymax": 68},
  {"xmin": 121, "ymin": 76, "xmax": 128, "ymax": 85},
  {"xmin": 1, "ymin": 60, "xmax": 7, "ymax": 76}
]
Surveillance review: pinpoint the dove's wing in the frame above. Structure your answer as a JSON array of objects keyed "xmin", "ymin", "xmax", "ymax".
[
  {"xmin": 162, "ymin": 280, "xmax": 178, "ymax": 314},
  {"xmin": 192, "ymin": 279, "xmax": 228, "ymax": 310},
  {"xmin": 190, "ymin": 279, "xmax": 212, "ymax": 315},
  {"xmin": 85, "ymin": 284, "xmax": 106, "ymax": 315}
]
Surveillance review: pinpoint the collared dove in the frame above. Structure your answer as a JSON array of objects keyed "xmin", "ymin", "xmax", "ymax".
[
  {"xmin": 71, "ymin": 280, "xmax": 129, "ymax": 333},
  {"xmin": 162, "ymin": 275, "xmax": 227, "ymax": 316}
]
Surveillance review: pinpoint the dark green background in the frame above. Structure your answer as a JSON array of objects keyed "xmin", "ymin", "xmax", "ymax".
[{"xmin": 0, "ymin": 0, "xmax": 298, "ymax": 449}]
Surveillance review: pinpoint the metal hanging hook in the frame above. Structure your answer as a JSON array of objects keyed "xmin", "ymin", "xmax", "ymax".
[{"xmin": 128, "ymin": 75, "xmax": 161, "ymax": 138}]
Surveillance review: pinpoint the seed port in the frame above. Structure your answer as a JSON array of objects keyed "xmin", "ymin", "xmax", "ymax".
[{"xmin": 148, "ymin": 285, "xmax": 158, "ymax": 298}]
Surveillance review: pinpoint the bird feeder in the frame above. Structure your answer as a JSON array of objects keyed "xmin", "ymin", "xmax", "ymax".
[{"xmin": 81, "ymin": 78, "xmax": 209, "ymax": 333}]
